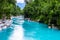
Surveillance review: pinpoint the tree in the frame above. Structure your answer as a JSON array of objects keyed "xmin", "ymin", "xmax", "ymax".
[
  {"xmin": 0, "ymin": 0, "xmax": 21, "ymax": 19},
  {"xmin": 24, "ymin": 0, "xmax": 60, "ymax": 29}
]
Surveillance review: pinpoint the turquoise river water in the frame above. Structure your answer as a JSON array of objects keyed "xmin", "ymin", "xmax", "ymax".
[{"xmin": 0, "ymin": 17, "xmax": 60, "ymax": 40}]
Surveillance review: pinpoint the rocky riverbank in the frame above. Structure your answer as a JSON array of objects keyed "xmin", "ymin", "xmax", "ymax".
[{"xmin": 0, "ymin": 19, "xmax": 12, "ymax": 30}]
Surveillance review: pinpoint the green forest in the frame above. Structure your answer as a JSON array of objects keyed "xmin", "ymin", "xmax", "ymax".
[
  {"xmin": 24, "ymin": 0, "xmax": 60, "ymax": 29},
  {"xmin": 0, "ymin": 0, "xmax": 60, "ymax": 29},
  {"xmin": 0, "ymin": 0, "xmax": 22, "ymax": 19}
]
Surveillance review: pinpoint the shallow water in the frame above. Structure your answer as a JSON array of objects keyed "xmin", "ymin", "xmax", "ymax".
[{"xmin": 0, "ymin": 17, "xmax": 60, "ymax": 40}]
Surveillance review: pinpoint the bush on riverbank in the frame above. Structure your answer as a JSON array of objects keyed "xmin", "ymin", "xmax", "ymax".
[
  {"xmin": 0, "ymin": 0, "xmax": 22, "ymax": 19},
  {"xmin": 24, "ymin": 0, "xmax": 60, "ymax": 29}
]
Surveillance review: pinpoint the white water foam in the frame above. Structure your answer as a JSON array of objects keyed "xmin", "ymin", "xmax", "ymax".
[
  {"xmin": 9, "ymin": 15, "xmax": 24, "ymax": 40},
  {"xmin": 9, "ymin": 25, "xmax": 24, "ymax": 40}
]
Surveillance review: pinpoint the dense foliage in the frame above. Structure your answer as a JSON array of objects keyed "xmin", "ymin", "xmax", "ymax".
[
  {"xmin": 0, "ymin": 0, "xmax": 21, "ymax": 19},
  {"xmin": 0, "ymin": 0, "xmax": 60, "ymax": 29},
  {"xmin": 24, "ymin": 0, "xmax": 60, "ymax": 28}
]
